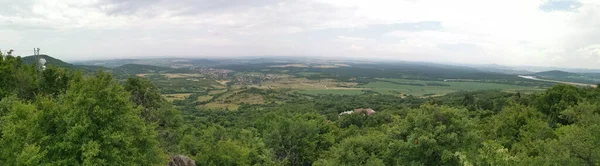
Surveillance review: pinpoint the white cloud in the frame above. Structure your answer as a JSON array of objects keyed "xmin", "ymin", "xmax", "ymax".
[{"xmin": 0, "ymin": 0, "xmax": 599, "ymax": 68}]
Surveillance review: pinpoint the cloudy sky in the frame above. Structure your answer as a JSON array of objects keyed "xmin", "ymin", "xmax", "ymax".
[{"xmin": 1, "ymin": 0, "xmax": 599, "ymax": 68}]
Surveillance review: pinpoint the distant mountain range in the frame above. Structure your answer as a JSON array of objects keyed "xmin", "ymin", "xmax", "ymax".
[
  {"xmin": 21, "ymin": 55, "xmax": 179, "ymax": 75},
  {"xmin": 534, "ymin": 70, "xmax": 577, "ymax": 77},
  {"xmin": 466, "ymin": 63, "xmax": 600, "ymax": 74},
  {"xmin": 17, "ymin": 55, "xmax": 600, "ymax": 85},
  {"xmin": 527, "ymin": 70, "xmax": 600, "ymax": 85}
]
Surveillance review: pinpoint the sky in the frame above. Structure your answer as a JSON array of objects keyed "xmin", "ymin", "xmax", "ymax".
[{"xmin": 1, "ymin": 0, "xmax": 600, "ymax": 68}]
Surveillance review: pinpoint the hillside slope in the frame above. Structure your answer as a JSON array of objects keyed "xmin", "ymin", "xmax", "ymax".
[
  {"xmin": 532, "ymin": 70, "xmax": 600, "ymax": 85},
  {"xmin": 535, "ymin": 70, "xmax": 578, "ymax": 77},
  {"xmin": 22, "ymin": 55, "xmax": 76, "ymax": 69}
]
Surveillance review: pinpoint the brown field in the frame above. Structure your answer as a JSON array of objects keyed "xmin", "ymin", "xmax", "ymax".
[
  {"xmin": 227, "ymin": 93, "xmax": 265, "ymax": 105},
  {"xmin": 199, "ymin": 89, "xmax": 267, "ymax": 110},
  {"xmin": 162, "ymin": 93, "xmax": 193, "ymax": 102},
  {"xmin": 200, "ymin": 103, "xmax": 240, "ymax": 110},
  {"xmin": 212, "ymin": 85, "xmax": 227, "ymax": 89},
  {"xmin": 196, "ymin": 95, "xmax": 213, "ymax": 102},
  {"xmin": 209, "ymin": 89, "xmax": 228, "ymax": 95},
  {"xmin": 162, "ymin": 73, "xmax": 203, "ymax": 79},
  {"xmin": 217, "ymin": 80, "xmax": 230, "ymax": 85},
  {"xmin": 250, "ymin": 78, "xmax": 360, "ymax": 90}
]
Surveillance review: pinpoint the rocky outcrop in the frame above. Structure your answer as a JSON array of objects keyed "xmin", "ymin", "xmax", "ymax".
[{"xmin": 168, "ymin": 155, "xmax": 195, "ymax": 166}]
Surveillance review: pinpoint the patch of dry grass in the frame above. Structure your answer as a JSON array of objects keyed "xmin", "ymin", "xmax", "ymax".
[
  {"xmin": 162, "ymin": 93, "xmax": 193, "ymax": 102},
  {"xmin": 200, "ymin": 103, "xmax": 240, "ymax": 110},
  {"xmin": 252, "ymin": 78, "xmax": 359, "ymax": 90},
  {"xmin": 217, "ymin": 80, "xmax": 229, "ymax": 85},
  {"xmin": 196, "ymin": 95, "xmax": 213, "ymax": 102},
  {"xmin": 162, "ymin": 73, "xmax": 203, "ymax": 79},
  {"xmin": 228, "ymin": 93, "xmax": 265, "ymax": 105},
  {"xmin": 209, "ymin": 89, "xmax": 228, "ymax": 95}
]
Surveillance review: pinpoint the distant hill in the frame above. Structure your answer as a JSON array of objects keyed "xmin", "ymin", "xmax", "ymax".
[
  {"xmin": 22, "ymin": 55, "xmax": 76, "ymax": 69},
  {"xmin": 22, "ymin": 55, "xmax": 108, "ymax": 73},
  {"xmin": 113, "ymin": 64, "xmax": 174, "ymax": 75},
  {"xmin": 76, "ymin": 65, "xmax": 111, "ymax": 72},
  {"xmin": 534, "ymin": 70, "xmax": 578, "ymax": 77},
  {"xmin": 74, "ymin": 58, "xmax": 222, "ymax": 68},
  {"xmin": 531, "ymin": 70, "xmax": 600, "ymax": 85},
  {"xmin": 466, "ymin": 64, "xmax": 533, "ymax": 75},
  {"xmin": 72, "ymin": 59, "xmax": 140, "ymax": 68}
]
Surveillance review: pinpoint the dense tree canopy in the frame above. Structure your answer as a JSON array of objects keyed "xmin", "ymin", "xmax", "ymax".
[{"xmin": 1, "ymin": 53, "xmax": 600, "ymax": 165}]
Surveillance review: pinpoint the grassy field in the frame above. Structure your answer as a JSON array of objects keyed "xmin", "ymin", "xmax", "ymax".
[
  {"xmin": 358, "ymin": 78, "xmax": 544, "ymax": 96},
  {"xmin": 198, "ymin": 89, "xmax": 266, "ymax": 110},
  {"xmin": 299, "ymin": 89, "xmax": 365, "ymax": 95},
  {"xmin": 162, "ymin": 93, "xmax": 193, "ymax": 101},
  {"xmin": 252, "ymin": 78, "xmax": 358, "ymax": 90},
  {"xmin": 196, "ymin": 95, "xmax": 213, "ymax": 102},
  {"xmin": 200, "ymin": 103, "xmax": 240, "ymax": 110}
]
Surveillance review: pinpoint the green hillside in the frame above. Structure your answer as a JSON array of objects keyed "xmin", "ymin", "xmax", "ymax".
[
  {"xmin": 534, "ymin": 70, "xmax": 600, "ymax": 85},
  {"xmin": 21, "ymin": 55, "xmax": 76, "ymax": 69},
  {"xmin": 535, "ymin": 70, "xmax": 578, "ymax": 77}
]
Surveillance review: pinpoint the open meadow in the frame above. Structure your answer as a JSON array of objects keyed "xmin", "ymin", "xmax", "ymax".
[{"xmin": 358, "ymin": 78, "xmax": 545, "ymax": 96}]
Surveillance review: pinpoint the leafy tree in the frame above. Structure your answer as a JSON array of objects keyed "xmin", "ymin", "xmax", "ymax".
[
  {"xmin": 39, "ymin": 67, "xmax": 77, "ymax": 97},
  {"xmin": 484, "ymin": 105, "xmax": 554, "ymax": 149},
  {"xmin": 260, "ymin": 113, "xmax": 335, "ymax": 165},
  {"xmin": 315, "ymin": 133, "xmax": 389, "ymax": 166},
  {"xmin": 0, "ymin": 72, "xmax": 166, "ymax": 165},
  {"xmin": 536, "ymin": 84, "xmax": 583, "ymax": 126},
  {"xmin": 386, "ymin": 105, "xmax": 476, "ymax": 165},
  {"xmin": 124, "ymin": 77, "xmax": 183, "ymax": 153}
]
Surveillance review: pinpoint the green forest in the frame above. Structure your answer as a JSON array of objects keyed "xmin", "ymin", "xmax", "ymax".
[{"xmin": 1, "ymin": 53, "xmax": 600, "ymax": 165}]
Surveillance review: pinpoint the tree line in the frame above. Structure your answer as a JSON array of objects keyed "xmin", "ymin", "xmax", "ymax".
[{"xmin": 1, "ymin": 52, "xmax": 599, "ymax": 165}]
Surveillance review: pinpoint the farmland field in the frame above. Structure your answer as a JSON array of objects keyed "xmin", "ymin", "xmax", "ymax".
[
  {"xmin": 299, "ymin": 89, "xmax": 366, "ymax": 95},
  {"xmin": 196, "ymin": 95, "xmax": 213, "ymax": 102},
  {"xmin": 162, "ymin": 93, "xmax": 193, "ymax": 101},
  {"xmin": 200, "ymin": 103, "xmax": 240, "ymax": 110},
  {"xmin": 358, "ymin": 78, "xmax": 544, "ymax": 96}
]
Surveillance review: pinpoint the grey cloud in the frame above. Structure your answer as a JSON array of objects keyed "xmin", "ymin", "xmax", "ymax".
[
  {"xmin": 293, "ymin": 21, "xmax": 443, "ymax": 41},
  {"xmin": 100, "ymin": 0, "xmax": 289, "ymax": 16},
  {"xmin": 540, "ymin": 0, "xmax": 582, "ymax": 12},
  {"xmin": 0, "ymin": 0, "xmax": 34, "ymax": 16}
]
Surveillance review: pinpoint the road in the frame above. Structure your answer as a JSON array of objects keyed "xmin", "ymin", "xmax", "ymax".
[{"xmin": 518, "ymin": 75, "xmax": 597, "ymax": 88}]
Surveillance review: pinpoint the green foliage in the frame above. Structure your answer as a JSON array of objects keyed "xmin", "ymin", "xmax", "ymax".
[
  {"xmin": 2, "ymin": 55, "xmax": 600, "ymax": 165},
  {"xmin": 316, "ymin": 133, "xmax": 389, "ymax": 166},
  {"xmin": 0, "ymin": 72, "xmax": 166, "ymax": 165},
  {"xmin": 387, "ymin": 105, "xmax": 476, "ymax": 165},
  {"xmin": 484, "ymin": 105, "xmax": 554, "ymax": 149},
  {"xmin": 536, "ymin": 84, "xmax": 584, "ymax": 126},
  {"xmin": 39, "ymin": 67, "xmax": 78, "ymax": 97},
  {"xmin": 21, "ymin": 55, "xmax": 76, "ymax": 69},
  {"xmin": 124, "ymin": 77, "xmax": 184, "ymax": 154},
  {"xmin": 260, "ymin": 113, "xmax": 335, "ymax": 165}
]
